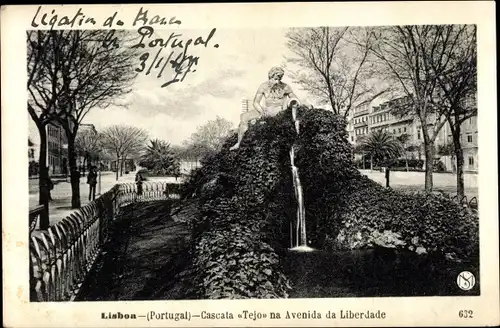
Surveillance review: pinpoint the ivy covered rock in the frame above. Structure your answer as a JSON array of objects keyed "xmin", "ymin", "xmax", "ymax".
[{"xmin": 180, "ymin": 105, "xmax": 479, "ymax": 299}]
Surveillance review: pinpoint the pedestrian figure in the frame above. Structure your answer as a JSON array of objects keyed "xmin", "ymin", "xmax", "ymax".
[
  {"xmin": 135, "ymin": 171, "xmax": 144, "ymax": 197},
  {"xmin": 47, "ymin": 175, "xmax": 54, "ymax": 201},
  {"xmin": 87, "ymin": 166, "xmax": 98, "ymax": 201}
]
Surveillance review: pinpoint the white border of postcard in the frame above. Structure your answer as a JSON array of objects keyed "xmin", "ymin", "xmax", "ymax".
[{"xmin": 2, "ymin": 2, "xmax": 499, "ymax": 327}]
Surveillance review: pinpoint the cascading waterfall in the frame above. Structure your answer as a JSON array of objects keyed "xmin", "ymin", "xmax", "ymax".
[{"xmin": 289, "ymin": 112, "xmax": 314, "ymax": 252}]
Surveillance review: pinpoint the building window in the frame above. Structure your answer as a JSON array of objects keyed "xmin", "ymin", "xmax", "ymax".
[
  {"xmin": 468, "ymin": 156, "xmax": 474, "ymax": 167},
  {"xmin": 404, "ymin": 127, "xmax": 407, "ymax": 132},
  {"xmin": 417, "ymin": 130, "xmax": 421, "ymax": 140},
  {"xmin": 467, "ymin": 135, "xmax": 473, "ymax": 143},
  {"xmin": 351, "ymin": 136, "xmax": 354, "ymax": 141}
]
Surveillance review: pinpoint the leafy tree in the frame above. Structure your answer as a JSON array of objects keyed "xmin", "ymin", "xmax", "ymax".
[
  {"xmin": 139, "ymin": 139, "xmax": 180, "ymax": 176},
  {"xmin": 357, "ymin": 130, "xmax": 403, "ymax": 187}
]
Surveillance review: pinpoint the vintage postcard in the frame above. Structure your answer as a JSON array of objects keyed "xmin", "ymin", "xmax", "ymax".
[{"xmin": 2, "ymin": 1, "xmax": 499, "ymax": 327}]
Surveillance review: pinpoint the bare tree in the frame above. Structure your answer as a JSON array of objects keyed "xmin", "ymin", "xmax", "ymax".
[
  {"xmin": 28, "ymin": 30, "xmax": 138, "ymax": 209},
  {"xmin": 285, "ymin": 27, "xmax": 387, "ymax": 118},
  {"xmin": 367, "ymin": 26, "xmax": 460, "ymax": 192},
  {"xmin": 75, "ymin": 128, "xmax": 101, "ymax": 174},
  {"xmin": 188, "ymin": 116, "xmax": 234, "ymax": 155},
  {"xmin": 100, "ymin": 125, "xmax": 148, "ymax": 181},
  {"xmin": 429, "ymin": 25, "xmax": 477, "ymax": 198}
]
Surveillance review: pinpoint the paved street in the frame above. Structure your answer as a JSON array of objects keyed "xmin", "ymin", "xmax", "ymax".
[
  {"xmin": 359, "ymin": 170, "xmax": 478, "ymax": 200},
  {"xmin": 29, "ymin": 170, "xmax": 181, "ymax": 230}
]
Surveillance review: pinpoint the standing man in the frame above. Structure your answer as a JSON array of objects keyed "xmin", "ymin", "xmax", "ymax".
[
  {"xmin": 87, "ymin": 166, "xmax": 98, "ymax": 201},
  {"xmin": 230, "ymin": 66, "xmax": 300, "ymax": 151}
]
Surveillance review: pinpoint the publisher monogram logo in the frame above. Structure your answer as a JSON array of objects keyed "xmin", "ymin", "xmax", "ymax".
[{"xmin": 457, "ymin": 271, "xmax": 476, "ymax": 291}]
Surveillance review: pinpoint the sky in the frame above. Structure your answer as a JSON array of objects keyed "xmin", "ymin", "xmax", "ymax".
[
  {"xmin": 27, "ymin": 27, "xmax": 386, "ymax": 147},
  {"xmin": 77, "ymin": 28, "xmax": 316, "ymax": 146}
]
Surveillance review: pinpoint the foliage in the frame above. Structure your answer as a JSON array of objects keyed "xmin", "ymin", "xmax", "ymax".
[
  {"xmin": 354, "ymin": 158, "xmax": 424, "ymax": 170},
  {"xmin": 27, "ymin": 30, "xmax": 138, "ymax": 132},
  {"xmin": 182, "ymin": 110, "xmax": 301, "ymax": 299},
  {"xmin": 437, "ymin": 143, "xmax": 456, "ymax": 157},
  {"xmin": 331, "ymin": 175, "xmax": 479, "ymax": 262},
  {"xmin": 356, "ymin": 130, "xmax": 403, "ymax": 167},
  {"xmin": 29, "ymin": 161, "xmax": 40, "ymax": 176},
  {"xmin": 139, "ymin": 139, "xmax": 180, "ymax": 176},
  {"xmin": 433, "ymin": 160, "xmax": 447, "ymax": 173},
  {"xmin": 180, "ymin": 105, "xmax": 479, "ymax": 299}
]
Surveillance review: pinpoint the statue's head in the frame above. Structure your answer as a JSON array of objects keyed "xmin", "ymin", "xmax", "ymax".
[{"xmin": 268, "ymin": 66, "xmax": 285, "ymax": 86}]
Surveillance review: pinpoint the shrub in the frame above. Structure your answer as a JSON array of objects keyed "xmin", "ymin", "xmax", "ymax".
[
  {"xmin": 329, "ymin": 175, "xmax": 479, "ymax": 262},
  {"xmin": 189, "ymin": 224, "xmax": 291, "ymax": 299}
]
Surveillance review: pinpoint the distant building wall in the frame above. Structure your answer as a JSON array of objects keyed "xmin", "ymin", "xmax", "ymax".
[{"xmin": 347, "ymin": 95, "xmax": 478, "ymax": 172}]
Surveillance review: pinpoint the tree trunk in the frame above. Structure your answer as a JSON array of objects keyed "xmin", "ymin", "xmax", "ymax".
[
  {"xmin": 423, "ymin": 140, "xmax": 434, "ymax": 192},
  {"xmin": 452, "ymin": 127, "xmax": 465, "ymax": 199},
  {"xmin": 385, "ymin": 167, "xmax": 390, "ymax": 188},
  {"xmin": 115, "ymin": 156, "xmax": 120, "ymax": 181},
  {"xmin": 67, "ymin": 136, "xmax": 81, "ymax": 209},
  {"xmin": 38, "ymin": 126, "xmax": 50, "ymax": 230},
  {"xmin": 120, "ymin": 157, "xmax": 125, "ymax": 176},
  {"xmin": 370, "ymin": 154, "xmax": 373, "ymax": 171},
  {"xmin": 451, "ymin": 155, "xmax": 457, "ymax": 173},
  {"xmin": 405, "ymin": 154, "xmax": 409, "ymax": 172},
  {"xmin": 81, "ymin": 155, "xmax": 86, "ymax": 177}
]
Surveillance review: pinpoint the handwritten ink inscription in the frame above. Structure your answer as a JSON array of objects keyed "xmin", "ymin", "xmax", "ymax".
[
  {"xmin": 131, "ymin": 26, "xmax": 219, "ymax": 88},
  {"xmin": 31, "ymin": 6, "xmax": 97, "ymax": 28},
  {"xmin": 29, "ymin": 5, "xmax": 219, "ymax": 89}
]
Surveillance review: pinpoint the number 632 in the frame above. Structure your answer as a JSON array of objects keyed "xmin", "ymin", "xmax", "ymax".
[{"xmin": 459, "ymin": 310, "xmax": 473, "ymax": 318}]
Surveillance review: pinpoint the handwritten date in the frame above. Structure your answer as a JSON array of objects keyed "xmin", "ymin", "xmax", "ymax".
[{"xmin": 132, "ymin": 26, "xmax": 219, "ymax": 88}]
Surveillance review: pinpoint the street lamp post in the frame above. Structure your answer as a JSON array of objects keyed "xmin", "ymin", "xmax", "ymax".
[
  {"xmin": 62, "ymin": 144, "xmax": 69, "ymax": 182},
  {"xmin": 98, "ymin": 162, "xmax": 102, "ymax": 196}
]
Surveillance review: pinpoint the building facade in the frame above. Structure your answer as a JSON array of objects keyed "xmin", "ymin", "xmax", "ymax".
[
  {"xmin": 346, "ymin": 95, "xmax": 478, "ymax": 172},
  {"xmin": 47, "ymin": 120, "xmax": 69, "ymax": 175}
]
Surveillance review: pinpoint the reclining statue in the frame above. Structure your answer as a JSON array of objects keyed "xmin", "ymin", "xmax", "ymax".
[{"xmin": 230, "ymin": 66, "xmax": 300, "ymax": 151}]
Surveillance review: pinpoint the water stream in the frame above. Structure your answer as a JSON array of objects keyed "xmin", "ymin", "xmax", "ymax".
[{"xmin": 289, "ymin": 114, "xmax": 314, "ymax": 252}]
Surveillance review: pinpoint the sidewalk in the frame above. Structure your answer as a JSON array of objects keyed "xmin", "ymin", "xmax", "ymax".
[
  {"xmin": 358, "ymin": 170, "xmax": 478, "ymax": 199},
  {"xmin": 29, "ymin": 170, "xmax": 185, "ymax": 230},
  {"xmin": 29, "ymin": 171, "xmax": 137, "ymax": 230}
]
